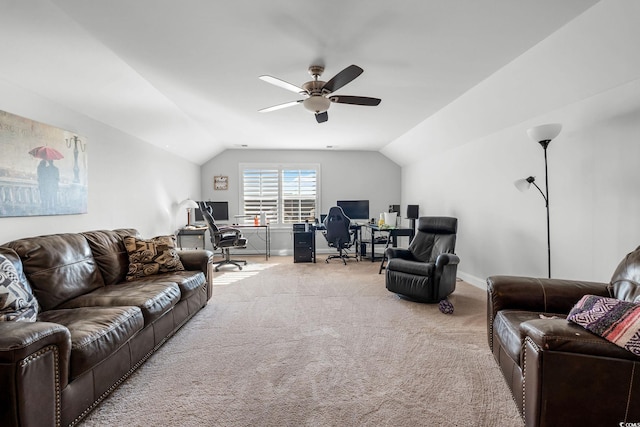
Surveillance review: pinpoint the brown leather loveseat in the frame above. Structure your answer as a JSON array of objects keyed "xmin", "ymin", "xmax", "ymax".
[
  {"xmin": 487, "ymin": 246, "xmax": 640, "ymax": 426},
  {"xmin": 0, "ymin": 228, "xmax": 213, "ymax": 427}
]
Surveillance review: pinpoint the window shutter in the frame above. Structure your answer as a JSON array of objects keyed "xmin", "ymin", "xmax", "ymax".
[
  {"xmin": 282, "ymin": 169, "xmax": 317, "ymax": 223},
  {"xmin": 242, "ymin": 168, "xmax": 279, "ymax": 223}
]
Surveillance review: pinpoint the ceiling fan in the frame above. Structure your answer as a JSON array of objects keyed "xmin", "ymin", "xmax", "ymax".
[{"xmin": 258, "ymin": 64, "xmax": 381, "ymax": 123}]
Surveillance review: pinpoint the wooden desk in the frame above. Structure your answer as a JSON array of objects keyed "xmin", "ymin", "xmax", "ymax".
[{"xmin": 362, "ymin": 224, "xmax": 415, "ymax": 262}]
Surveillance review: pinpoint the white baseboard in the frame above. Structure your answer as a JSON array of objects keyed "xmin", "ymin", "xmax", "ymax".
[{"xmin": 457, "ymin": 271, "xmax": 486, "ymax": 290}]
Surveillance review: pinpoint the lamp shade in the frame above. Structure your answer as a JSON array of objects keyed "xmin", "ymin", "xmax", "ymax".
[
  {"xmin": 514, "ymin": 177, "xmax": 533, "ymax": 192},
  {"xmin": 527, "ymin": 123, "xmax": 562, "ymax": 143},
  {"xmin": 180, "ymin": 199, "xmax": 199, "ymax": 209}
]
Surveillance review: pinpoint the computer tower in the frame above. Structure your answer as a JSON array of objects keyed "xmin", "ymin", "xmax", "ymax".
[{"xmin": 293, "ymin": 230, "xmax": 314, "ymax": 263}]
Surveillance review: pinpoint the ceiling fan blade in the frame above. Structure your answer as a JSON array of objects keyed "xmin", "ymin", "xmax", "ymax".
[
  {"xmin": 315, "ymin": 111, "xmax": 328, "ymax": 123},
  {"xmin": 259, "ymin": 75, "xmax": 307, "ymax": 95},
  {"xmin": 329, "ymin": 96, "xmax": 381, "ymax": 106},
  {"xmin": 258, "ymin": 99, "xmax": 303, "ymax": 113},
  {"xmin": 322, "ymin": 65, "xmax": 364, "ymax": 94}
]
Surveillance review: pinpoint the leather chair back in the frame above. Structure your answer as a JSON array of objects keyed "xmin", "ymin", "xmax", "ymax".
[
  {"xmin": 408, "ymin": 217, "xmax": 457, "ymax": 263},
  {"xmin": 324, "ymin": 206, "xmax": 352, "ymax": 249},
  {"xmin": 609, "ymin": 245, "xmax": 640, "ymax": 302},
  {"xmin": 198, "ymin": 201, "xmax": 222, "ymax": 248}
]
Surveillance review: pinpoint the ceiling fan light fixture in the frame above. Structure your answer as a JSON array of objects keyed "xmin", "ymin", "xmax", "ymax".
[{"xmin": 303, "ymin": 95, "xmax": 330, "ymax": 113}]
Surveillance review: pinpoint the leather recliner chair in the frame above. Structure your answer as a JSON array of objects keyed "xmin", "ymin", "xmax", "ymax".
[{"xmin": 385, "ymin": 216, "xmax": 459, "ymax": 302}]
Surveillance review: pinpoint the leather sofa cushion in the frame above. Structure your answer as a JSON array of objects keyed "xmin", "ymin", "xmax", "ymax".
[
  {"xmin": 39, "ymin": 306, "xmax": 143, "ymax": 380},
  {"xmin": 130, "ymin": 271, "xmax": 206, "ymax": 301},
  {"xmin": 59, "ymin": 281, "xmax": 180, "ymax": 324},
  {"xmin": 4, "ymin": 233, "xmax": 105, "ymax": 310},
  {"xmin": 609, "ymin": 245, "xmax": 640, "ymax": 302},
  {"xmin": 82, "ymin": 229, "xmax": 139, "ymax": 286},
  {"xmin": 493, "ymin": 310, "xmax": 566, "ymax": 366}
]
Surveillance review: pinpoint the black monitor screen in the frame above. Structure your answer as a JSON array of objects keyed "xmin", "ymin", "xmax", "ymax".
[
  {"xmin": 336, "ymin": 200, "xmax": 369, "ymax": 220},
  {"xmin": 195, "ymin": 201, "xmax": 229, "ymax": 222}
]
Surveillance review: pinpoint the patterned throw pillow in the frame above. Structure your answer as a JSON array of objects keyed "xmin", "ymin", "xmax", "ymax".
[
  {"xmin": 124, "ymin": 235, "xmax": 184, "ymax": 281},
  {"xmin": 568, "ymin": 294, "xmax": 640, "ymax": 357},
  {"xmin": 0, "ymin": 254, "xmax": 39, "ymax": 322}
]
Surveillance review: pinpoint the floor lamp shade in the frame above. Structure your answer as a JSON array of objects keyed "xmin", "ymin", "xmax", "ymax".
[{"xmin": 527, "ymin": 123, "xmax": 562, "ymax": 145}]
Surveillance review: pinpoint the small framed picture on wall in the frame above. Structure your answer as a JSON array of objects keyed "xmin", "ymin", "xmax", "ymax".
[{"xmin": 214, "ymin": 175, "xmax": 228, "ymax": 190}]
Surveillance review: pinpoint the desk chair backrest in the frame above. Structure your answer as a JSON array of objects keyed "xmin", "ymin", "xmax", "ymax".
[
  {"xmin": 198, "ymin": 201, "xmax": 222, "ymax": 247},
  {"xmin": 408, "ymin": 217, "xmax": 457, "ymax": 262},
  {"xmin": 323, "ymin": 206, "xmax": 353, "ymax": 248}
]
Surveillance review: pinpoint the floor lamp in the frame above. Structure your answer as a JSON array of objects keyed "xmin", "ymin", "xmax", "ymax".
[{"xmin": 514, "ymin": 123, "xmax": 562, "ymax": 279}]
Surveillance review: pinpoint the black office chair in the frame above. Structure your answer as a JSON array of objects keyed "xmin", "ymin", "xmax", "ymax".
[
  {"xmin": 385, "ymin": 217, "xmax": 459, "ymax": 303},
  {"xmin": 323, "ymin": 206, "xmax": 358, "ymax": 264},
  {"xmin": 198, "ymin": 201, "xmax": 248, "ymax": 271}
]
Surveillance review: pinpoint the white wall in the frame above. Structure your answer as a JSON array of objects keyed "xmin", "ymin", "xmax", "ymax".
[
  {"xmin": 382, "ymin": 0, "xmax": 640, "ymax": 286},
  {"xmin": 0, "ymin": 80, "xmax": 201, "ymax": 243},
  {"xmin": 200, "ymin": 149, "xmax": 401, "ymax": 254}
]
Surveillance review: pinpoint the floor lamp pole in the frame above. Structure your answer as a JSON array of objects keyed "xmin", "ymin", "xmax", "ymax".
[{"xmin": 542, "ymin": 143, "xmax": 551, "ymax": 279}]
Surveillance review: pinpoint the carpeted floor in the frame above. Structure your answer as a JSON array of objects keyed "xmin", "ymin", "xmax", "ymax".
[{"xmin": 80, "ymin": 256, "xmax": 523, "ymax": 427}]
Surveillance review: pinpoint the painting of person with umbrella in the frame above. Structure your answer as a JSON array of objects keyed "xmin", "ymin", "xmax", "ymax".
[{"xmin": 30, "ymin": 146, "xmax": 63, "ymax": 213}]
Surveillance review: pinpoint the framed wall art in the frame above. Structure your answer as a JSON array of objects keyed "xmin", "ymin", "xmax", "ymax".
[
  {"xmin": 214, "ymin": 175, "xmax": 228, "ymax": 190},
  {"xmin": 0, "ymin": 110, "xmax": 88, "ymax": 217}
]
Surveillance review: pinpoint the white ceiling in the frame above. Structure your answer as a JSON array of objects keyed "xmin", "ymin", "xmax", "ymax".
[{"xmin": 0, "ymin": 0, "xmax": 599, "ymax": 165}]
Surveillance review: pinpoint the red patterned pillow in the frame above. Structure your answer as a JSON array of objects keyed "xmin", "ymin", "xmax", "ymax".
[
  {"xmin": 568, "ymin": 294, "xmax": 640, "ymax": 357},
  {"xmin": 123, "ymin": 235, "xmax": 184, "ymax": 281}
]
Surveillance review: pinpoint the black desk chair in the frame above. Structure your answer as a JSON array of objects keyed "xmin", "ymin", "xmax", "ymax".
[
  {"xmin": 323, "ymin": 206, "xmax": 358, "ymax": 265},
  {"xmin": 199, "ymin": 201, "xmax": 248, "ymax": 271}
]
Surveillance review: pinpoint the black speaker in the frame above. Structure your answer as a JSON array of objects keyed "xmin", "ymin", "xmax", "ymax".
[
  {"xmin": 407, "ymin": 205, "xmax": 419, "ymax": 219},
  {"xmin": 389, "ymin": 204, "xmax": 400, "ymax": 213}
]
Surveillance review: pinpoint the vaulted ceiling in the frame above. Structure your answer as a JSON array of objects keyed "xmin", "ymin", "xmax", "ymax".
[{"xmin": 1, "ymin": 0, "xmax": 599, "ymax": 164}]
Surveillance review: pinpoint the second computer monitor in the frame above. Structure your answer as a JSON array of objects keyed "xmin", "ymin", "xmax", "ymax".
[{"xmin": 336, "ymin": 200, "xmax": 369, "ymax": 221}]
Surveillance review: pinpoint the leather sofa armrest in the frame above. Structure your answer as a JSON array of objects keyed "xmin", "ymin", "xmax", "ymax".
[
  {"xmin": 0, "ymin": 321, "xmax": 71, "ymax": 427},
  {"xmin": 178, "ymin": 250, "xmax": 214, "ymax": 300},
  {"xmin": 487, "ymin": 275, "xmax": 610, "ymax": 317},
  {"xmin": 0, "ymin": 321, "xmax": 71, "ymax": 383},
  {"xmin": 486, "ymin": 276, "xmax": 610, "ymax": 351},
  {"xmin": 178, "ymin": 249, "xmax": 214, "ymax": 274},
  {"xmin": 522, "ymin": 318, "xmax": 640, "ymax": 361}
]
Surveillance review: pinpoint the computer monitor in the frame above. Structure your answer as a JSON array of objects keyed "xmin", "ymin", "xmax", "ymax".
[
  {"xmin": 336, "ymin": 200, "xmax": 369, "ymax": 221},
  {"xmin": 194, "ymin": 201, "xmax": 229, "ymax": 222}
]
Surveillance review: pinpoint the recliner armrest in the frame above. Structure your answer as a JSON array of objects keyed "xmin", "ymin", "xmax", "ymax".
[
  {"xmin": 435, "ymin": 253, "xmax": 459, "ymax": 268},
  {"xmin": 385, "ymin": 247, "xmax": 413, "ymax": 260}
]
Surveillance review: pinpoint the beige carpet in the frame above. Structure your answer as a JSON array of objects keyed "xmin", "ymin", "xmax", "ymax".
[{"xmin": 80, "ymin": 256, "xmax": 523, "ymax": 427}]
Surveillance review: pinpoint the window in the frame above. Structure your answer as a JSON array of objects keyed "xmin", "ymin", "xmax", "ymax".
[{"xmin": 241, "ymin": 164, "xmax": 319, "ymax": 225}]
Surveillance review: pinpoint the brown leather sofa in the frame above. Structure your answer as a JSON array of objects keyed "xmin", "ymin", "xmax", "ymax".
[
  {"xmin": 0, "ymin": 229, "xmax": 213, "ymax": 427},
  {"xmin": 487, "ymin": 246, "xmax": 640, "ymax": 427}
]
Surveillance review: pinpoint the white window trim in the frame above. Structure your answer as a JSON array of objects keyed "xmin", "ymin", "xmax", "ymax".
[{"xmin": 239, "ymin": 162, "xmax": 321, "ymax": 227}]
